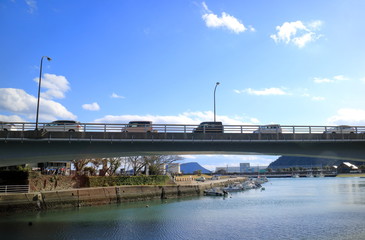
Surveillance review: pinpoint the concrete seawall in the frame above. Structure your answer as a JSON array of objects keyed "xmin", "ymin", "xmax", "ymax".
[{"xmin": 0, "ymin": 178, "xmax": 243, "ymax": 215}]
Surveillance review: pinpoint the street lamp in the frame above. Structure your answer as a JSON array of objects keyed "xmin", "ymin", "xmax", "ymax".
[
  {"xmin": 213, "ymin": 82, "xmax": 220, "ymax": 122},
  {"xmin": 35, "ymin": 56, "xmax": 52, "ymax": 131}
]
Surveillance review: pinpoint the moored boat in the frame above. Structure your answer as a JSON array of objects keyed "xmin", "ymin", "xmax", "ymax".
[
  {"xmin": 223, "ymin": 182, "xmax": 244, "ymax": 192},
  {"xmin": 204, "ymin": 188, "xmax": 227, "ymax": 196},
  {"xmin": 306, "ymin": 172, "xmax": 314, "ymax": 178},
  {"xmin": 292, "ymin": 173, "xmax": 300, "ymax": 178}
]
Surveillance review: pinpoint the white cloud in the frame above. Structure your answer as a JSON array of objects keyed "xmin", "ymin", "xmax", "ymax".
[
  {"xmin": 308, "ymin": 20, "xmax": 322, "ymax": 30},
  {"xmin": 313, "ymin": 77, "xmax": 333, "ymax": 83},
  {"xmin": 300, "ymin": 89, "xmax": 325, "ymax": 101},
  {"xmin": 202, "ymin": 1, "xmax": 209, "ymax": 12},
  {"xmin": 25, "ymin": 0, "xmax": 37, "ymax": 14},
  {"xmin": 34, "ymin": 73, "xmax": 70, "ymax": 99},
  {"xmin": 248, "ymin": 25, "xmax": 256, "ymax": 32},
  {"xmin": 0, "ymin": 114, "xmax": 25, "ymax": 122},
  {"xmin": 313, "ymin": 75, "xmax": 349, "ymax": 83},
  {"xmin": 270, "ymin": 20, "xmax": 323, "ymax": 48},
  {"xmin": 0, "ymin": 88, "xmax": 76, "ymax": 122},
  {"xmin": 326, "ymin": 108, "xmax": 365, "ymax": 125},
  {"xmin": 234, "ymin": 87, "xmax": 288, "ymax": 96},
  {"xmin": 111, "ymin": 93, "xmax": 125, "ymax": 99},
  {"xmin": 333, "ymin": 75, "xmax": 349, "ymax": 81},
  {"xmin": 94, "ymin": 111, "xmax": 258, "ymax": 125},
  {"xmin": 311, "ymin": 96, "xmax": 325, "ymax": 101},
  {"xmin": 201, "ymin": 2, "xmax": 251, "ymax": 34},
  {"xmin": 82, "ymin": 102, "xmax": 100, "ymax": 111}
]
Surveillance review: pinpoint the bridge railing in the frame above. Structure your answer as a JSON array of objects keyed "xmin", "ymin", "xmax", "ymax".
[{"xmin": 3, "ymin": 122, "xmax": 365, "ymax": 135}]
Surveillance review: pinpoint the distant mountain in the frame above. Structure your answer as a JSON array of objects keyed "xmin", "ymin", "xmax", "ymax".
[
  {"xmin": 180, "ymin": 162, "xmax": 212, "ymax": 174},
  {"xmin": 268, "ymin": 156, "xmax": 364, "ymax": 169}
]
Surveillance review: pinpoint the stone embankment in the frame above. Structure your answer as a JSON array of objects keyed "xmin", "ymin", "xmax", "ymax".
[{"xmin": 0, "ymin": 177, "xmax": 245, "ymax": 215}]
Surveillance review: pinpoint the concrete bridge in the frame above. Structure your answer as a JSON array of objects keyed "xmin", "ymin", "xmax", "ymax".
[{"xmin": 1, "ymin": 123, "xmax": 365, "ymax": 166}]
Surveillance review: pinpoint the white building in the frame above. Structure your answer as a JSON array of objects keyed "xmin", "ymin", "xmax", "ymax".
[{"xmin": 166, "ymin": 163, "xmax": 181, "ymax": 174}]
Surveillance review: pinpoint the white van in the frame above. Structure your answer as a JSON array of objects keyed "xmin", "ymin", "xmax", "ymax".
[
  {"xmin": 253, "ymin": 124, "xmax": 282, "ymax": 134},
  {"xmin": 44, "ymin": 120, "xmax": 84, "ymax": 132},
  {"xmin": 124, "ymin": 121, "xmax": 153, "ymax": 132},
  {"xmin": 323, "ymin": 125, "xmax": 356, "ymax": 134}
]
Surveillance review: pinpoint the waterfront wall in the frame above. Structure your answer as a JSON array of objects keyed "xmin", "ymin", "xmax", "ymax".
[{"xmin": 0, "ymin": 179, "xmax": 239, "ymax": 215}]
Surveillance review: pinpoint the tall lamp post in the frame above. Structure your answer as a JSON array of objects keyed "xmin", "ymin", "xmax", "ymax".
[
  {"xmin": 213, "ymin": 82, "xmax": 220, "ymax": 122},
  {"xmin": 35, "ymin": 56, "xmax": 52, "ymax": 131}
]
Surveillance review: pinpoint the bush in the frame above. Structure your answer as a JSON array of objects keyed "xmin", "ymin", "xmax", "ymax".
[{"xmin": 87, "ymin": 175, "xmax": 170, "ymax": 187}]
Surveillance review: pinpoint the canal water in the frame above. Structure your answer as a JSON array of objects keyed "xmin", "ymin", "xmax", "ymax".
[{"xmin": 1, "ymin": 177, "xmax": 365, "ymax": 240}]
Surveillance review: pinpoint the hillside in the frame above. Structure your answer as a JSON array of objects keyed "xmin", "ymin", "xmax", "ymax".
[
  {"xmin": 180, "ymin": 162, "xmax": 212, "ymax": 174},
  {"xmin": 268, "ymin": 156, "xmax": 364, "ymax": 169}
]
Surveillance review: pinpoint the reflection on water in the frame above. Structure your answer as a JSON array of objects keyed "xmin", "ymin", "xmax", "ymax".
[{"xmin": 1, "ymin": 178, "xmax": 365, "ymax": 240}]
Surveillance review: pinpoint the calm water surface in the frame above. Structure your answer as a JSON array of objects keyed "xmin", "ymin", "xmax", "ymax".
[{"xmin": 1, "ymin": 177, "xmax": 365, "ymax": 240}]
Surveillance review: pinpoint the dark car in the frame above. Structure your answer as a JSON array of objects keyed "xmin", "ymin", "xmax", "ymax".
[{"xmin": 193, "ymin": 122, "xmax": 224, "ymax": 133}]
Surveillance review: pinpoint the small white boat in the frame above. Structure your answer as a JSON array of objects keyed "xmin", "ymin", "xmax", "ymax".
[
  {"xmin": 204, "ymin": 188, "xmax": 227, "ymax": 196},
  {"xmin": 306, "ymin": 172, "xmax": 314, "ymax": 178},
  {"xmin": 223, "ymin": 183, "xmax": 244, "ymax": 192},
  {"xmin": 242, "ymin": 181, "xmax": 256, "ymax": 190},
  {"xmin": 254, "ymin": 176, "xmax": 269, "ymax": 184},
  {"xmin": 292, "ymin": 173, "xmax": 300, "ymax": 178}
]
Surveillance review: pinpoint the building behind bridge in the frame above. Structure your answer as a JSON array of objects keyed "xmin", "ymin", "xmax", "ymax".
[{"xmin": 215, "ymin": 163, "xmax": 267, "ymax": 174}]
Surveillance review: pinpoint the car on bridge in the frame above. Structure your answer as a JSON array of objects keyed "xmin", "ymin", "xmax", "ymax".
[
  {"xmin": 193, "ymin": 122, "xmax": 224, "ymax": 133},
  {"xmin": 43, "ymin": 120, "xmax": 84, "ymax": 132},
  {"xmin": 123, "ymin": 121, "xmax": 154, "ymax": 132},
  {"xmin": 253, "ymin": 124, "xmax": 282, "ymax": 134},
  {"xmin": 323, "ymin": 125, "xmax": 356, "ymax": 134},
  {"xmin": 0, "ymin": 122, "xmax": 15, "ymax": 131}
]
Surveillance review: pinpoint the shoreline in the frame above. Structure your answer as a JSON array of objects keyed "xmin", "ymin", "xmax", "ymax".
[{"xmin": 0, "ymin": 177, "xmax": 246, "ymax": 216}]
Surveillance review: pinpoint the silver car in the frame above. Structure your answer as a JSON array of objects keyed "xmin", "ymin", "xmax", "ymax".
[
  {"xmin": 43, "ymin": 120, "xmax": 83, "ymax": 132},
  {"xmin": 123, "ymin": 121, "xmax": 153, "ymax": 133},
  {"xmin": 0, "ymin": 121, "xmax": 15, "ymax": 131},
  {"xmin": 323, "ymin": 125, "xmax": 356, "ymax": 134},
  {"xmin": 254, "ymin": 124, "xmax": 282, "ymax": 134}
]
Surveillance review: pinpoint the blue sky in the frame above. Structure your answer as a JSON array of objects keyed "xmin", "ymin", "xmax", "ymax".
[{"xmin": 1, "ymin": 0, "xmax": 365, "ymax": 170}]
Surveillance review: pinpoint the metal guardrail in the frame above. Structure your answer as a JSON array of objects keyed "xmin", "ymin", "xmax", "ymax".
[
  {"xmin": 2, "ymin": 122, "xmax": 365, "ymax": 134},
  {"xmin": 0, "ymin": 185, "xmax": 29, "ymax": 194},
  {"xmin": 2, "ymin": 123, "xmax": 365, "ymax": 143}
]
